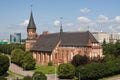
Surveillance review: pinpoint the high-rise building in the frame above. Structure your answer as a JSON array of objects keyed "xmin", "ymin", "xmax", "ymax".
[{"xmin": 10, "ymin": 33, "xmax": 21, "ymax": 43}]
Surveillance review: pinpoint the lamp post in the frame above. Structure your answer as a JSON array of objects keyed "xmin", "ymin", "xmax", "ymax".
[
  {"xmin": 55, "ymin": 65, "xmax": 57, "ymax": 80},
  {"xmin": 79, "ymin": 71, "xmax": 80, "ymax": 80}
]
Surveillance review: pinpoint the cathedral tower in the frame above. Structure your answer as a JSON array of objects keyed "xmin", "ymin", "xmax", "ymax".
[{"xmin": 26, "ymin": 11, "xmax": 37, "ymax": 51}]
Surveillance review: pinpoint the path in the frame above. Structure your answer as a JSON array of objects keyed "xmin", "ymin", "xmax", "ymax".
[{"xmin": 9, "ymin": 63, "xmax": 58, "ymax": 80}]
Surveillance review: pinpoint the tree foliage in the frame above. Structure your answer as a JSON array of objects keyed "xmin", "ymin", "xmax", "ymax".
[
  {"xmin": 11, "ymin": 49, "xmax": 25, "ymax": 66},
  {"xmin": 23, "ymin": 76, "xmax": 32, "ymax": 80},
  {"xmin": 22, "ymin": 52, "xmax": 35, "ymax": 70},
  {"xmin": 57, "ymin": 63, "xmax": 75, "ymax": 79},
  {"xmin": 32, "ymin": 72, "xmax": 47, "ymax": 80},
  {"xmin": 0, "ymin": 44, "xmax": 25, "ymax": 54},
  {"xmin": 0, "ymin": 76, "xmax": 7, "ymax": 80},
  {"xmin": 103, "ymin": 40, "xmax": 120, "ymax": 57},
  {"xmin": 0, "ymin": 54, "xmax": 10, "ymax": 76},
  {"xmin": 76, "ymin": 57, "xmax": 120, "ymax": 80},
  {"xmin": 71, "ymin": 54, "xmax": 89, "ymax": 67},
  {"xmin": 102, "ymin": 38, "xmax": 107, "ymax": 46}
]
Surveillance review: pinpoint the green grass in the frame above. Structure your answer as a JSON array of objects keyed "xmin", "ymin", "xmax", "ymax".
[
  {"xmin": 8, "ymin": 70, "xmax": 24, "ymax": 77},
  {"xmin": 33, "ymin": 64, "xmax": 58, "ymax": 74}
]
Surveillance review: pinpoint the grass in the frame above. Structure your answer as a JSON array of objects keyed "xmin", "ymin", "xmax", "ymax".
[
  {"xmin": 33, "ymin": 64, "xmax": 58, "ymax": 74},
  {"xmin": 7, "ymin": 70, "xmax": 24, "ymax": 77}
]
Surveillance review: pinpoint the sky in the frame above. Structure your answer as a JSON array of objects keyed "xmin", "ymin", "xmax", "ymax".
[{"xmin": 0, "ymin": 0, "xmax": 120, "ymax": 39}]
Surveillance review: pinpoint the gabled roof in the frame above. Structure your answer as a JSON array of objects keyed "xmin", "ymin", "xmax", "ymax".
[
  {"xmin": 27, "ymin": 12, "xmax": 36, "ymax": 29},
  {"xmin": 30, "ymin": 31, "xmax": 98, "ymax": 52},
  {"xmin": 30, "ymin": 33, "xmax": 60, "ymax": 52}
]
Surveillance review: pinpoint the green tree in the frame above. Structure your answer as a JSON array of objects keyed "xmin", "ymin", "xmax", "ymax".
[
  {"xmin": 22, "ymin": 52, "xmax": 35, "ymax": 70},
  {"xmin": 32, "ymin": 72, "xmax": 47, "ymax": 80},
  {"xmin": 103, "ymin": 54, "xmax": 115, "ymax": 62},
  {"xmin": 102, "ymin": 38, "xmax": 107, "ymax": 46},
  {"xmin": 115, "ymin": 40, "xmax": 120, "ymax": 56},
  {"xmin": 58, "ymin": 63, "xmax": 75, "ymax": 79},
  {"xmin": 11, "ymin": 49, "xmax": 25, "ymax": 66},
  {"xmin": 0, "ymin": 54, "xmax": 10, "ymax": 76},
  {"xmin": 71, "ymin": 54, "xmax": 89, "ymax": 67}
]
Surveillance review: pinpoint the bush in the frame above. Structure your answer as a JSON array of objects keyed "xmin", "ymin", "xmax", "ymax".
[
  {"xmin": 48, "ymin": 61, "xmax": 53, "ymax": 66},
  {"xmin": 58, "ymin": 63, "xmax": 75, "ymax": 79},
  {"xmin": 32, "ymin": 72, "xmax": 47, "ymax": 80},
  {"xmin": 75, "ymin": 58, "xmax": 120, "ymax": 80},
  {"xmin": 0, "ymin": 54, "xmax": 10, "ymax": 76},
  {"xmin": 71, "ymin": 54, "xmax": 89, "ymax": 67},
  {"xmin": 23, "ymin": 76, "xmax": 32, "ymax": 80},
  {"xmin": 0, "ymin": 76, "xmax": 7, "ymax": 80},
  {"xmin": 11, "ymin": 49, "xmax": 25, "ymax": 66},
  {"xmin": 22, "ymin": 52, "xmax": 35, "ymax": 70}
]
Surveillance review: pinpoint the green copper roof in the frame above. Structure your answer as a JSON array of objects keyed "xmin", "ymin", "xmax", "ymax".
[{"xmin": 27, "ymin": 12, "xmax": 36, "ymax": 29}]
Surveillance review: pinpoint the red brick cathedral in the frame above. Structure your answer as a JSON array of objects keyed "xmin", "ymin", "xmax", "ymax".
[{"xmin": 26, "ymin": 12, "xmax": 103, "ymax": 65}]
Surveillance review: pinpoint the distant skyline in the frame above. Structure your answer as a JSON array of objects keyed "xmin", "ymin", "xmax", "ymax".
[{"xmin": 0, "ymin": 0, "xmax": 120, "ymax": 39}]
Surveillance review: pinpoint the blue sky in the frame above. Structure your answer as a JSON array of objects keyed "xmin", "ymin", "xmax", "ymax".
[{"xmin": 0, "ymin": 0, "xmax": 120, "ymax": 39}]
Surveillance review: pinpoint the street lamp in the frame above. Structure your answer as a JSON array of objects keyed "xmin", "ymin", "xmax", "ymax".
[
  {"xmin": 79, "ymin": 71, "xmax": 80, "ymax": 80},
  {"xmin": 55, "ymin": 66, "xmax": 57, "ymax": 80}
]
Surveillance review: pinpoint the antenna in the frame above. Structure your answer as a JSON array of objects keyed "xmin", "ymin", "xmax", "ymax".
[{"xmin": 88, "ymin": 26, "xmax": 89, "ymax": 31}]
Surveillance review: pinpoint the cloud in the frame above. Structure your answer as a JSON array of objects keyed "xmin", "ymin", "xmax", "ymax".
[
  {"xmin": 97, "ymin": 15, "xmax": 108, "ymax": 23},
  {"xmin": 114, "ymin": 16, "xmax": 120, "ymax": 22},
  {"xmin": 80, "ymin": 8, "xmax": 90, "ymax": 14},
  {"xmin": 77, "ymin": 16, "xmax": 91, "ymax": 23},
  {"xmin": 76, "ymin": 15, "xmax": 120, "ymax": 32},
  {"xmin": 20, "ymin": 19, "xmax": 29, "ymax": 26},
  {"xmin": 54, "ymin": 20, "xmax": 60, "ymax": 26}
]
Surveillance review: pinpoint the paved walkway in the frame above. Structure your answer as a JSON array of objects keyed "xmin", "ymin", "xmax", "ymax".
[{"xmin": 9, "ymin": 63, "xmax": 58, "ymax": 80}]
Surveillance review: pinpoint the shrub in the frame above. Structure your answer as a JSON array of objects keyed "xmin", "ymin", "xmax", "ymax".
[
  {"xmin": 32, "ymin": 72, "xmax": 47, "ymax": 80},
  {"xmin": 48, "ymin": 61, "xmax": 53, "ymax": 66},
  {"xmin": 23, "ymin": 76, "xmax": 32, "ymax": 80},
  {"xmin": 71, "ymin": 54, "xmax": 89, "ymax": 67},
  {"xmin": 11, "ymin": 49, "xmax": 25, "ymax": 66},
  {"xmin": 0, "ymin": 54, "xmax": 10, "ymax": 76},
  {"xmin": 22, "ymin": 52, "xmax": 35, "ymax": 70},
  {"xmin": 75, "ymin": 58, "xmax": 120, "ymax": 80},
  {"xmin": 57, "ymin": 63, "xmax": 75, "ymax": 79},
  {"xmin": 0, "ymin": 76, "xmax": 7, "ymax": 80}
]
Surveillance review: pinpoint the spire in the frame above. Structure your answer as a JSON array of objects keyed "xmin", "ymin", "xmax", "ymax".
[
  {"xmin": 27, "ymin": 10, "xmax": 36, "ymax": 29},
  {"xmin": 60, "ymin": 17, "xmax": 63, "ymax": 32}
]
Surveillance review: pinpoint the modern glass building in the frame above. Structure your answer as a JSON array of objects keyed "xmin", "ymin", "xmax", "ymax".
[{"xmin": 10, "ymin": 33, "xmax": 21, "ymax": 44}]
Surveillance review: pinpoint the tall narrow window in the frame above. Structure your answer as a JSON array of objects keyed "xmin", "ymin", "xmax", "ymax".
[{"xmin": 44, "ymin": 54, "xmax": 46, "ymax": 62}]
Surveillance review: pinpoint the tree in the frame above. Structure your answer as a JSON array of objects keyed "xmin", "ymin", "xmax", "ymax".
[
  {"xmin": 32, "ymin": 72, "xmax": 47, "ymax": 80},
  {"xmin": 11, "ymin": 49, "xmax": 25, "ymax": 66},
  {"xmin": 0, "ymin": 54, "xmax": 10, "ymax": 76},
  {"xmin": 115, "ymin": 40, "xmax": 120, "ymax": 56},
  {"xmin": 57, "ymin": 63, "xmax": 75, "ymax": 79},
  {"xmin": 71, "ymin": 54, "xmax": 89, "ymax": 67},
  {"xmin": 22, "ymin": 52, "xmax": 35, "ymax": 70},
  {"xmin": 102, "ymin": 38, "xmax": 107, "ymax": 46}
]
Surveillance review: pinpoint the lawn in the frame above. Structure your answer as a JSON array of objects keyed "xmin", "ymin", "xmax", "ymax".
[{"xmin": 33, "ymin": 64, "xmax": 58, "ymax": 74}]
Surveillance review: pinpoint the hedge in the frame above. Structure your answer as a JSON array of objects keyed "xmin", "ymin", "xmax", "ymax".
[{"xmin": 76, "ymin": 58, "xmax": 120, "ymax": 80}]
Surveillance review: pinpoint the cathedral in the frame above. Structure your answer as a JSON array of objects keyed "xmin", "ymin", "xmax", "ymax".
[{"xmin": 26, "ymin": 11, "xmax": 103, "ymax": 65}]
